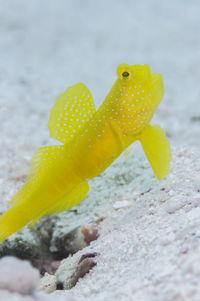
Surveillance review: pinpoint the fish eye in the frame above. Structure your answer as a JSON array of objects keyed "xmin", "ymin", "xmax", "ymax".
[
  {"xmin": 122, "ymin": 71, "xmax": 130, "ymax": 78},
  {"xmin": 117, "ymin": 64, "xmax": 132, "ymax": 80}
]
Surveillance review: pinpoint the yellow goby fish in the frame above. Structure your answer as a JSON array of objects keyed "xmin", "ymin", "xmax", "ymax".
[{"xmin": 0, "ymin": 63, "xmax": 171, "ymax": 242}]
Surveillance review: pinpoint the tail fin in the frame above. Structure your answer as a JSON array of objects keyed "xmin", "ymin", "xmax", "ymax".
[
  {"xmin": 0, "ymin": 180, "xmax": 89, "ymax": 242},
  {"xmin": 0, "ymin": 145, "xmax": 63, "ymax": 241},
  {"xmin": 0, "ymin": 202, "xmax": 36, "ymax": 242},
  {"xmin": 0, "ymin": 144, "xmax": 90, "ymax": 242},
  {"xmin": 0, "ymin": 176, "xmax": 43, "ymax": 242}
]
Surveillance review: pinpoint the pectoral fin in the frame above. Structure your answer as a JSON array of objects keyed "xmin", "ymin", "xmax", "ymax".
[{"xmin": 139, "ymin": 124, "xmax": 171, "ymax": 180}]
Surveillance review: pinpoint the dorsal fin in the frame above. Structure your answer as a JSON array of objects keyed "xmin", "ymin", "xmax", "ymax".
[{"xmin": 48, "ymin": 83, "xmax": 96, "ymax": 144}]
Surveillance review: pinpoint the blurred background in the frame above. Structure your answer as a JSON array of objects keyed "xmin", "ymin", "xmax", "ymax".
[{"xmin": 0, "ymin": 0, "xmax": 200, "ymax": 154}]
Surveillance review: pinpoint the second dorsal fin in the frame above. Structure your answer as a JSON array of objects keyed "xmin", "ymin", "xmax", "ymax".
[
  {"xmin": 9, "ymin": 145, "xmax": 65, "ymax": 207},
  {"xmin": 48, "ymin": 83, "xmax": 96, "ymax": 144}
]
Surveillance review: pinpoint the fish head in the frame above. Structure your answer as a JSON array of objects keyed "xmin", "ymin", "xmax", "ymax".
[{"xmin": 114, "ymin": 63, "xmax": 164, "ymax": 135}]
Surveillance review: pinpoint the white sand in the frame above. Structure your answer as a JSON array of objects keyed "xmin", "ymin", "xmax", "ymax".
[{"xmin": 0, "ymin": 0, "xmax": 200, "ymax": 300}]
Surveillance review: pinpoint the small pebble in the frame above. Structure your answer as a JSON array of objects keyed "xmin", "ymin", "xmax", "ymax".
[
  {"xmin": 70, "ymin": 253, "xmax": 97, "ymax": 288},
  {"xmin": 0, "ymin": 256, "xmax": 40, "ymax": 295},
  {"xmin": 81, "ymin": 224, "xmax": 99, "ymax": 245},
  {"xmin": 166, "ymin": 196, "xmax": 188, "ymax": 214},
  {"xmin": 56, "ymin": 252, "xmax": 98, "ymax": 290},
  {"xmin": 113, "ymin": 200, "xmax": 130, "ymax": 209},
  {"xmin": 37, "ymin": 272, "xmax": 56, "ymax": 294}
]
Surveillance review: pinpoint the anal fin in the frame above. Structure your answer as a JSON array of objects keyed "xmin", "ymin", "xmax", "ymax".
[{"xmin": 29, "ymin": 180, "xmax": 89, "ymax": 227}]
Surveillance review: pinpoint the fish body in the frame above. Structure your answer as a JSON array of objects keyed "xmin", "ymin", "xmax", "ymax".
[
  {"xmin": 0, "ymin": 64, "xmax": 171, "ymax": 241},
  {"xmin": 71, "ymin": 64, "xmax": 164, "ymax": 178}
]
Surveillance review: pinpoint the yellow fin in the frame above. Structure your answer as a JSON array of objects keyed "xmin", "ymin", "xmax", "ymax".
[
  {"xmin": 48, "ymin": 83, "xmax": 96, "ymax": 143},
  {"xmin": 9, "ymin": 145, "xmax": 65, "ymax": 207},
  {"xmin": 9, "ymin": 181, "xmax": 30, "ymax": 208},
  {"xmin": 139, "ymin": 124, "xmax": 171, "ymax": 180},
  {"xmin": 29, "ymin": 180, "xmax": 89, "ymax": 227},
  {"xmin": 124, "ymin": 148, "xmax": 132, "ymax": 165},
  {"xmin": 27, "ymin": 145, "xmax": 65, "ymax": 180}
]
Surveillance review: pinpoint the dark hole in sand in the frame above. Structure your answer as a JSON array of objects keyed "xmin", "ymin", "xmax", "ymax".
[
  {"xmin": 0, "ymin": 216, "xmax": 100, "ymax": 277},
  {"xmin": 56, "ymin": 282, "xmax": 64, "ymax": 290},
  {"xmin": 0, "ymin": 217, "xmax": 68, "ymax": 276},
  {"xmin": 0, "ymin": 238, "xmax": 63, "ymax": 276}
]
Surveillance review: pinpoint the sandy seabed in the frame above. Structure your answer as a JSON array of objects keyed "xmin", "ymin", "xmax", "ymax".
[{"xmin": 0, "ymin": 0, "xmax": 200, "ymax": 300}]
